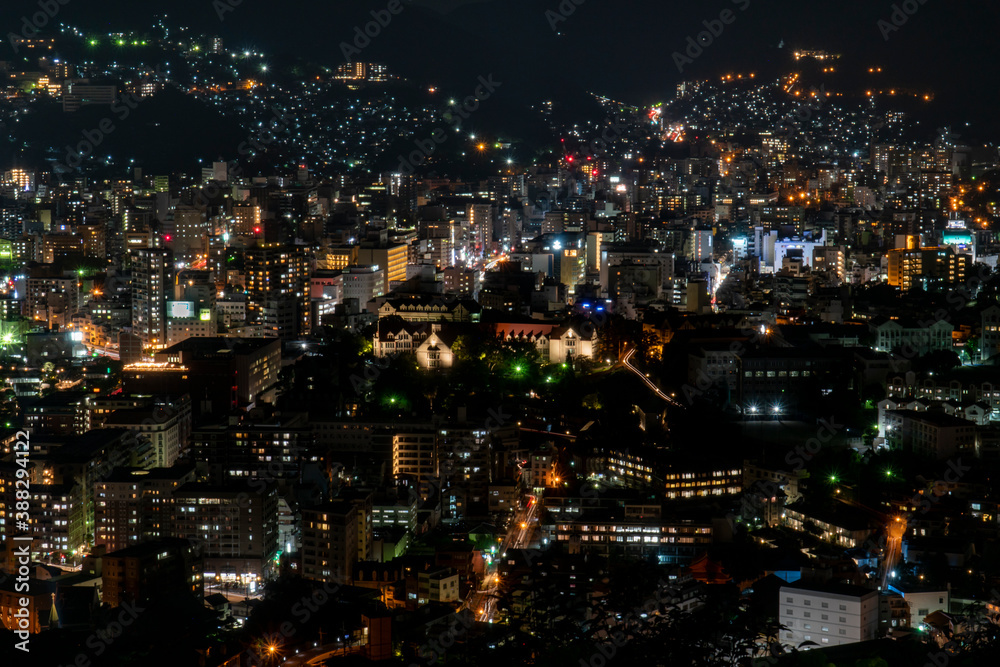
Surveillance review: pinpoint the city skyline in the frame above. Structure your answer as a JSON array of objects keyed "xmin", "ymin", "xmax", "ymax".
[{"xmin": 1, "ymin": 1, "xmax": 1000, "ymax": 666}]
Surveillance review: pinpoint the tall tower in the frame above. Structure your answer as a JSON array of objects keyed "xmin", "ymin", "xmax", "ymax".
[
  {"xmin": 245, "ymin": 244, "xmax": 308, "ymax": 338},
  {"xmin": 131, "ymin": 247, "xmax": 173, "ymax": 351}
]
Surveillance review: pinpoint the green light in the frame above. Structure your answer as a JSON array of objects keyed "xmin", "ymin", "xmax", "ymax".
[
  {"xmin": 829, "ymin": 475, "xmax": 838, "ymax": 483},
  {"xmin": 514, "ymin": 366, "xmax": 522, "ymax": 373},
  {"xmin": 89, "ymin": 40, "xmax": 99, "ymax": 46},
  {"xmin": 117, "ymin": 39, "xmax": 125, "ymax": 46}
]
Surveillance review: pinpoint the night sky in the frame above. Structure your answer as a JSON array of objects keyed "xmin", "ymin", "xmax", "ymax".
[{"xmin": 3, "ymin": 0, "xmax": 1000, "ymax": 138}]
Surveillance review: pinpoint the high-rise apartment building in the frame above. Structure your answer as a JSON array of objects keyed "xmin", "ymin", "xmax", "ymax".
[
  {"xmin": 171, "ymin": 482, "xmax": 279, "ymax": 587},
  {"xmin": 131, "ymin": 247, "xmax": 173, "ymax": 351},
  {"xmin": 301, "ymin": 501, "xmax": 359, "ymax": 584},
  {"xmin": 886, "ymin": 246, "xmax": 969, "ymax": 291},
  {"xmin": 232, "ymin": 204, "xmax": 262, "ymax": 236},
  {"xmin": 245, "ymin": 244, "xmax": 308, "ymax": 337}
]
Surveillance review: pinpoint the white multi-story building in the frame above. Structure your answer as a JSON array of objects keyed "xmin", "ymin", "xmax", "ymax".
[
  {"xmin": 342, "ymin": 264, "xmax": 385, "ymax": 305},
  {"xmin": 101, "ymin": 408, "xmax": 183, "ymax": 468},
  {"xmin": 779, "ymin": 583, "xmax": 879, "ymax": 650},
  {"xmin": 882, "ymin": 409, "xmax": 977, "ymax": 459},
  {"xmin": 417, "ymin": 567, "xmax": 460, "ymax": 605},
  {"xmin": 871, "ymin": 318, "xmax": 953, "ymax": 355}
]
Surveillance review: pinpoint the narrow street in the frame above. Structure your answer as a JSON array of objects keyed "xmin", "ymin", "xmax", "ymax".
[{"xmin": 463, "ymin": 494, "xmax": 539, "ymax": 622}]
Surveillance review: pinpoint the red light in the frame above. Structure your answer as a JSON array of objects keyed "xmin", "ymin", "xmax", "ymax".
[
  {"xmin": 254, "ymin": 227, "xmax": 262, "ymax": 234},
  {"xmin": 164, "ymin": 234, "xmax": 172, "ymax": 242},
  {"xmin": 566, "ymin": 156, "xmax": 573, "ymax": 163}
]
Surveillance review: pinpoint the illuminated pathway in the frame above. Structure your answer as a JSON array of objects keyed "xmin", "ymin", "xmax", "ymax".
[{"xmin": 622, "ymin": 348, "xmax": 685, "ymax": 408}]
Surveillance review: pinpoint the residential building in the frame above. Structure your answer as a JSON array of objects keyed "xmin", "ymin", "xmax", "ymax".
[
  {"xmin": 779, "ymin": 582, "xmax": 879, "ymax": 650},
  {"xmin": 886, "ymin": 246, "xmax": 968, "ymax": 291},
  {"xmin": 301, "ymin": 501, "xmax": 359, "ymax": 584},
  {"xmin": 417, "ymin": 567, "xmax": 460, "ymax": 605},
  {"xmin": 882, "ymin": 409, "xmax": 978, "ymax": 459},
  {"xmin": 171, "ymin": 482, "xmax": 279, "ymax": 588},
  {"xmin": 101, "ymin": 538, "xmax": 203, "ymax": 608},
  {"xmin": 131, "ymin": 247, "xmax": 173, "ymax": 351}
]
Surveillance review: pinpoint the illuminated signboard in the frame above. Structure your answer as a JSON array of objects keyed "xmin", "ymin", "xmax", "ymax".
[{"xmin": 168, "ymin": 301, "xmax": 195, "ymax": 319}]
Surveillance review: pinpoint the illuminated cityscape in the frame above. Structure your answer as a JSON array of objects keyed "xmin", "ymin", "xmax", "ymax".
[{"xmin": 0, "ymin": 1, "xmax": 999, "ymax": 665}]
